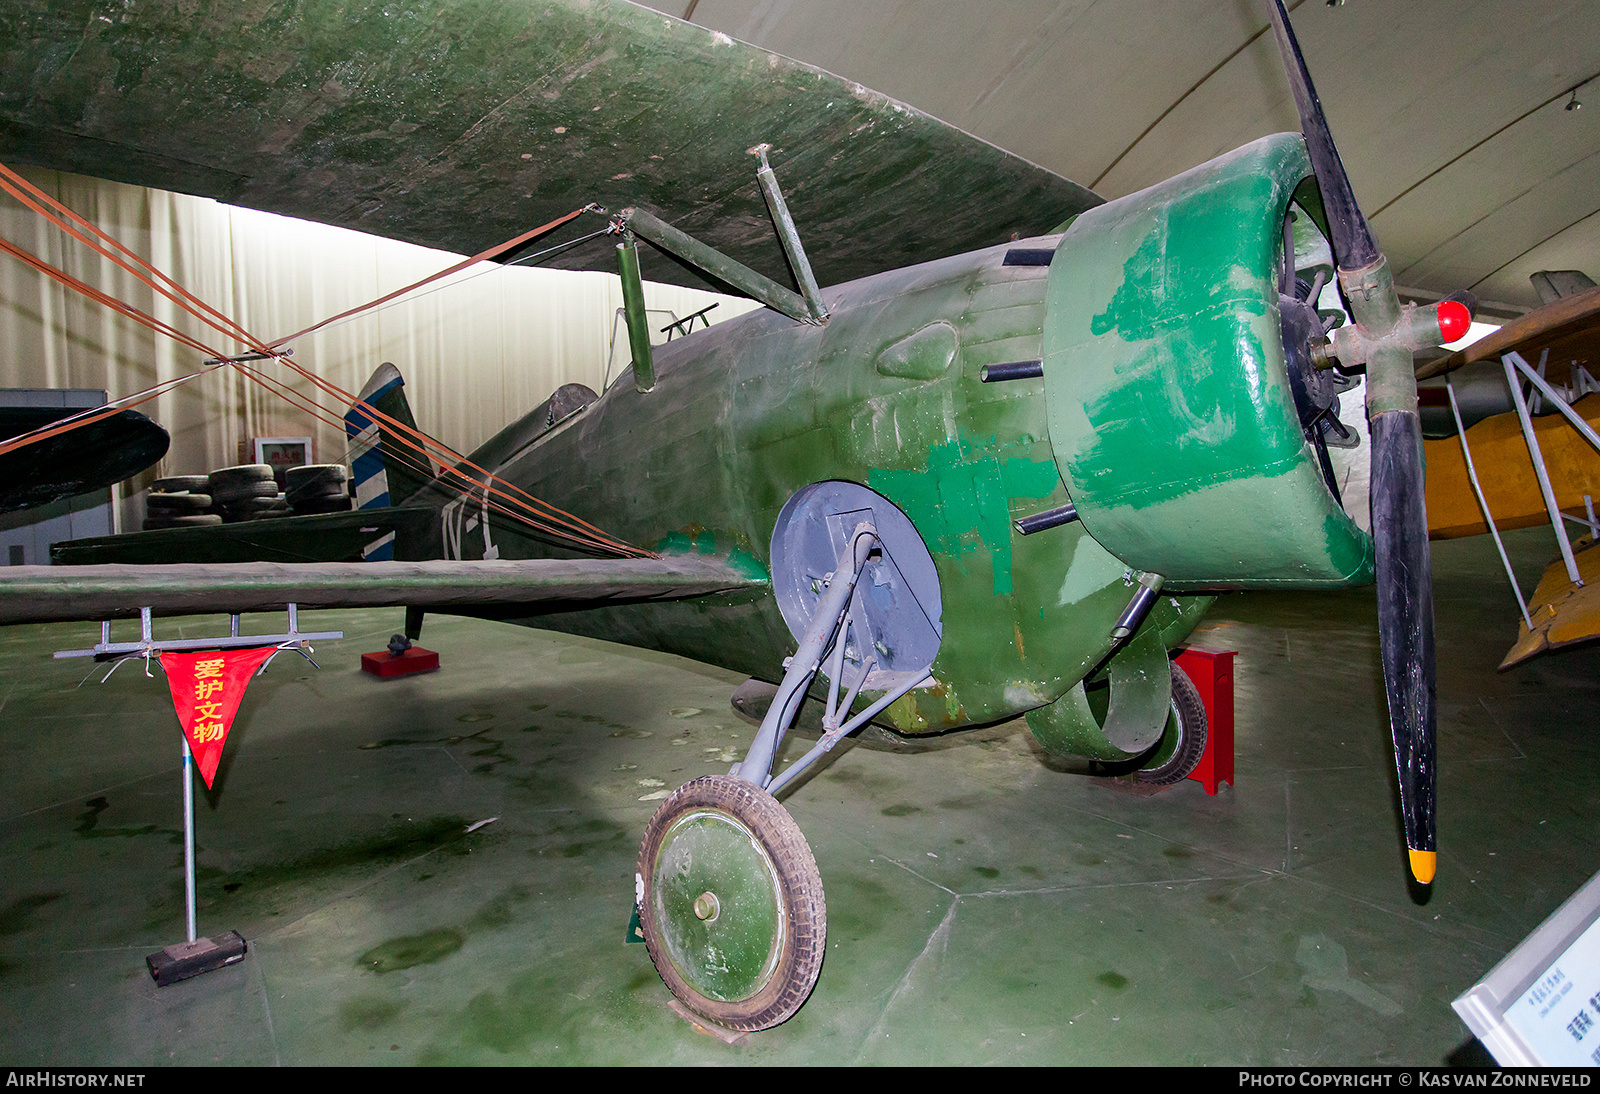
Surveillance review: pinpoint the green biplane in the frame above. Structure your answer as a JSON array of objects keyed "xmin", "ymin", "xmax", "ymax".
[{"xmin": 0, "ymin": 0, "xmax": 1472, "ymax": 1030}]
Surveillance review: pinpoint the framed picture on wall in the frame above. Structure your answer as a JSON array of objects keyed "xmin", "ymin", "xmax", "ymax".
[{"xmin": 254, "ymin": 436, "xmax": 312, "ymax": 488}]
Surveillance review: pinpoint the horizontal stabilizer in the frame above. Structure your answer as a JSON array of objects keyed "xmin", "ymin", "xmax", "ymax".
[
  {"xmin": 0, "ymin": 556, "xmax": 766, "ymax": 625},
  {"xmin": 1500, "ymin": 539, "xmax": 1600, "ymax": 669}
]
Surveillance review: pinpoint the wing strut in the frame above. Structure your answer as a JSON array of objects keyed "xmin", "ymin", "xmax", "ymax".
[{"xmin": 750, "ymin": 143, "xmax": 830, "ymax": 323}]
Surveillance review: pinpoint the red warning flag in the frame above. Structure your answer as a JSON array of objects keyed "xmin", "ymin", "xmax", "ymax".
[{"xmin": 159, "ymin": 647, "xmax": 278, "ymax": 788}]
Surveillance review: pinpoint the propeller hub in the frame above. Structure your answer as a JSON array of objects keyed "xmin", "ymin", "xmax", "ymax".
[{"xmin": 1436, "ymin": 299, "xmax": 1471, "ymax": 344}]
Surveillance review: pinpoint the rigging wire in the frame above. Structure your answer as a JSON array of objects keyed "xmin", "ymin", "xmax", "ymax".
[
  {"xmin": 0, "ymin": 166, "xmax": 649, "ymax": 558},
  {"xmin": 287, "ymin": 226, "xmax": 618, "ymax": 341},
  {"xmin": 264, "ymin": 205, "xmax": 593, "ymax": 349}
]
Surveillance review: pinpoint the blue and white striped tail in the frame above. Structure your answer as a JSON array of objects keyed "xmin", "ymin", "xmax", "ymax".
[{"xmin": 344, "ymin": 362, "xmax": 405, "ymax": 560}]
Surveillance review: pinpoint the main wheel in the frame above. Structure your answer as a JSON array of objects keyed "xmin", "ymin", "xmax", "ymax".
[
  {"xmin": 637, "ymin": 775, "xmax": 825, "ymax": 1031},
  {"xmin": 1135, "ymin": 662, "xmax": 1209, "ymax": 786}
]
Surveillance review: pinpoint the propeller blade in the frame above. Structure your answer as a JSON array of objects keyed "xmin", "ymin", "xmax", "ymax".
[
  {"xmin": 1263, "ymin": 0, "xmax": 1439, "ymax": 885},
  {"xmin": 1370, "ymin": 408, "xmax": 1438, "ymax": 884},
  {"xmin": 1263, "ymin": 0, "xmax": 1379, "ymax": 271}
]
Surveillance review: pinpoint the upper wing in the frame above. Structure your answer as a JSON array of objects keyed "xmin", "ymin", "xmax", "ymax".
[
  {"xmin": 0, "ymin": 555, "xmax": 765, "ymax": 624},
  {"xmin": 0, "ymin": 0, "xmax": 1100, "ymax": 291}
]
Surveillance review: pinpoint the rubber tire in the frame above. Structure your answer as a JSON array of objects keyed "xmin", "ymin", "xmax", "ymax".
[
  {"xmin": 286, "ymin": 481, "xmax": 346, "ymax": 503},
  {"xmin": 286, "ymin": 465, "xmax": 348, "ymax": 503},
  {"xmin": 151, "ymin": 475, "xmax": 209, "ymax": 493},
  {"xmin": 208, "ymin": 463, "xmax": 273, "ymax": 485},
  {"xmin": 1135, "ymin": 662, "xmax": 1209, "ymax": 786},
  {"xmin": 285, "ymin": 463, "xmax": 346, "ymax": 489},
  {"xmin": 292, "ymin": 495, "xmax": 353, "ymax": 514},
  {"xmin": 638, "ymin": 775, "xmax": 825, "ymax": 1032},
  {"xmin": 143, "ymin": 513, "xmax": 223, "ymax": 530},
  {"xmin": 211, "ymin": 480, "xmax": 279, "ymax": 504},
  {"xmin": 146, "ymin": 492, "xmax": 212, "ymax": 512}
]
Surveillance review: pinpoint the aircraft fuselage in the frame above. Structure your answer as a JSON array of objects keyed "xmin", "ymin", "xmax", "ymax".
[{"xmin": 400, "ymin": 133, "xmax": 1373, "ymax": 744}]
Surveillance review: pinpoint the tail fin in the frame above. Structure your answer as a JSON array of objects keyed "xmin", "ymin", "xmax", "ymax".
[
  {"xmin": 1530, "ymin": 269, "xmax": 1597, "ymax": 304},
  {"xmin": 345, "ymin": 362, "xmax": 430, "ymax": 560}
]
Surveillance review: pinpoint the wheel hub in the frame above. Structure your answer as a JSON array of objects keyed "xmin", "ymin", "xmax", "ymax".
[
  {"xmin": 652, "ymin": 809, "xmax": 785, "ymax": 1004},
  {"xmin": 638, "ymin": 775, "xmax": 826, "ymax": 1031}
]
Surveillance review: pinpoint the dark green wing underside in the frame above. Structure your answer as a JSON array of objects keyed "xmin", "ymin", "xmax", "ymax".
[
  {"xmin": 0, "ymin": 556, "xmax": 765, "ymax": 624},
  {"xmin": 49, "ymin": 507, "xmax": 431, "ymax": 567},
  {"xmin": 0, "ymin": 0, "xmax": 1101, "ymax": 290}
]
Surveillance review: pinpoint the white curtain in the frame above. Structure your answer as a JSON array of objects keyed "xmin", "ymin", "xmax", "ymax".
[{"xmin": 0, "ymin": 167, "xmax": 754, "ymax": 526}]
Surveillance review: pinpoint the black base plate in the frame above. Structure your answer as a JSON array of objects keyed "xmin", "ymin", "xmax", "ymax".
[{"xmin": 146, "ymin": 931, "xmax": 247, "ymax": 987}]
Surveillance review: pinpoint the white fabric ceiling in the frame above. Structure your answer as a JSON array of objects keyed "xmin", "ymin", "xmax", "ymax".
[{"xmin": 640, "ymin": 0, "xmax": 1600, "ymax": 309}]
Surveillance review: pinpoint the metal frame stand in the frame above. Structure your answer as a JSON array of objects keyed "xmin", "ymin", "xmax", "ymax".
[
  {"xmin": 182, "ymin": 735, "xmax": 197, "ymax": 942},
  {"xmin": 146, "ymin": 733, "xmax": 247, "ymax": 987},
  {"xmin": 53, "ymin": 603, "xmax": 342, "ymax": 662},
  {"xmin": 53, "ymin": 606, "xmax": 339, "ymax": 985},
  {"xmin": 1453, "ymin": 347, "xmax": 1600, "ymax": 635}
]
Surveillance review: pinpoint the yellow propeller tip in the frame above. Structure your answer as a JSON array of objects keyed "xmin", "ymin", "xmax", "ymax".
[{"xmin": 1408, "ymin": 849, "xmax": 1437, "ymax": 885}]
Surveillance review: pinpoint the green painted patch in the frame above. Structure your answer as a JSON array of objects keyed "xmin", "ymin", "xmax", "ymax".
[
  {"xmin": 726, "ymin": 547, "xmax": 770, "ymax": 581},
  {"xmin": 1077, "ymin": 180, "xmax": 1284, "ymax": 505},
  {"xmin": 652, "ymin": 531, "xmax": 770, "ymax": 583},
  {"xmin": 1043, "ymin": 134, "xmax": 1371, "ymax": 587},
  {"xmin": 870, "ymin": 436, "xmax": 1057, "ymax": 596}
]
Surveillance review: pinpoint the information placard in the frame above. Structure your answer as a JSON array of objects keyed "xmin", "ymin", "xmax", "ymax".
[{"xmin": 1454, "ymin": 870, "xmax": 1600, "ymax": 1066}]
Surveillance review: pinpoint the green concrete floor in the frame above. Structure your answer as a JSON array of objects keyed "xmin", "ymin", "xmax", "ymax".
[{"xmin": 1, "ymin": 527, "xmax": 1596, "ymax": 1065}]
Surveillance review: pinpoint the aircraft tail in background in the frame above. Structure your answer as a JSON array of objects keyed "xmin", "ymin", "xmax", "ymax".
[{"xmin": 345, "ymin": 362, "xmax": 429, "ymax": 560}]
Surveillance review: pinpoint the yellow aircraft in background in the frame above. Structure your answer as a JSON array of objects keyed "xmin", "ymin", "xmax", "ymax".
[{"xmin": 1419, "ymin": 272, "xmax": 1600, "ymax": 667}]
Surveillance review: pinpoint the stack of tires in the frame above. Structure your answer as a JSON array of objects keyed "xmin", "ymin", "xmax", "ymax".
[
  {"xmin": 208, "ymin": 464, "xmax": 288, "ymax": 523},
  {"xmin": 142, "ymin": 475, "xmax": 222, "ymax": 531},
  {"xmin": 286, "ymin": 464, "xmax": 353, "ymax": 515},
  {"xmin": 142, "ymin": 463, "xmax": 352, "ymax": 530}
]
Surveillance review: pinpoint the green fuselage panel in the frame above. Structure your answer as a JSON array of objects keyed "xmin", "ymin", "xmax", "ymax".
[{"xmin": 1040, "ymin": 134, "xmax": 1373, "ymax": 589}]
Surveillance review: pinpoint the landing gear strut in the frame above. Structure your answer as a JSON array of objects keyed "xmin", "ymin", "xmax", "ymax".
[{"xmin": 637, "ymin": 482, "xmax": 943, "ymax": 1030}]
